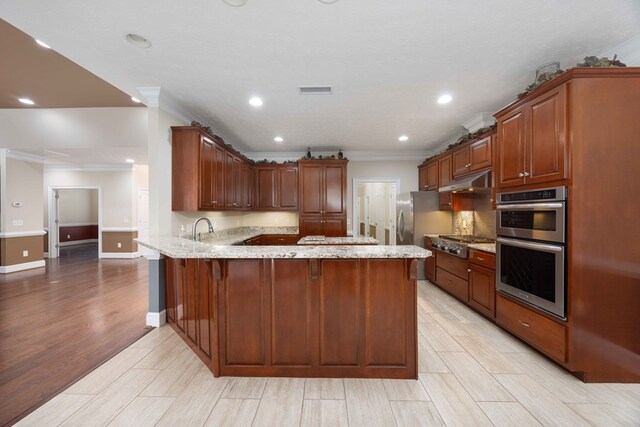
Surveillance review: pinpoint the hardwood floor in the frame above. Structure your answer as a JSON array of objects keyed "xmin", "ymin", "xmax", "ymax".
[
  {"xmin": 15, "ymin": 280, "xmax": 640, "ymax": 426},
  {"xmin": 0, "ymin": 245, "xmax": 149, "ymax": 426}
]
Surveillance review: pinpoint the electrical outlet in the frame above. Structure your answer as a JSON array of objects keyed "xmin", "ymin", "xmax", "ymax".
[
  {"xmin": 117, "ymin": 242, "xmax": 122, "ymax": 248},
  {"xmin": 23, "ymin": 250, "xmax": 29, "ymax": 257},
  {"xmin": 67, "ymin": 235, "xmax": 71, "ymax": 239},
  {"xmin": 12, "ymin": 219, "xmax": 24, "ymax": 226}
]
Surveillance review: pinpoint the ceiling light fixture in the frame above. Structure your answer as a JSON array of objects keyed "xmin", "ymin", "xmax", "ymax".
[
  {"xmin": 131, "ymin": 97, "xmax": 141, "ymax": 103},
  {"xmin": 125, "ymin": 33, "xmax": 152, "ymax": 48},
  {"xmin": 35, "ymin": 39, "xmax": 51, "ymax": 49},
  {"xmin": 249, "ymin": 96, "xmax": 263, "ymax": 107},
  {"xmin": 318, "ymin": 0, "xmax": 339, "ymax": 3},
  {"xmin": 398, "ymin": 135, "xmax": 409, "ymax": 142},
  {"xmin": 437, "ymin": 94, "xmax": 453, "ymax": 104},
  {"xmin": 274, "ymin": 136, "xmax": 284, "ymax": 143},
  {"xmin": 126, "ymin": 159, "xmax": 135, "ymax": 163},
  {"xmin": 18, "ymin": 98, "xmax": 35, "ymax": 105},
  {"xmin": 223, "ymin": 0, "xmax": 248, "ymax": 6}
]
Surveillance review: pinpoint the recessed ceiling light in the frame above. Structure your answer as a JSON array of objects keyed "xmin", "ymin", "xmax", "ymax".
[
  {"xmin": 223, "ymin": 0, "xmax": 248, "ymax": 6},
  {"xmin": 131, "ymin": 97, "xmax": 141, "ymax": 103},
  {"xmin": 125, "ymin": 33, "xmax": 152, "ymax": 48},
  {"xmin": 398, "ymin": 135, "xmax": 409, "ymax": 142},
  {"xmin": 126, "ymin": 159, "xmax": 135, "ymax": 163},
  {"xmin": 437, "ymin": 94, "xmax": 453, "ymax": 104},
  {"xmin": 318, "ymin": 0, "xmax": 339, "ymax": 3},
  {"xmin": 35, "ymin": 39, "xmax": 51, "ymax": 49},
  {"xmin": 249, "ymin": 96, "xmax": 263, "ymax": 107},
  {"xmin": 18, "ymin": 98, "xmax": 35, "ymax": 105},
  {"xmin": 274, "ymin": 136, "xmax": 284, "ymax": 143}
]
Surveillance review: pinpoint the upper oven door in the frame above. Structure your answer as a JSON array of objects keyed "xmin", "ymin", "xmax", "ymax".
[{"xmin": 496, "ymin": 202, "xmax": 565, "ymax": 243}]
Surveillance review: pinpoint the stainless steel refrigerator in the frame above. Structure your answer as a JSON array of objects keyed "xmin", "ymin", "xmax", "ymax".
[{"xmin": 396, "ymin": 191, "xmax": 452, "ymax": 279}]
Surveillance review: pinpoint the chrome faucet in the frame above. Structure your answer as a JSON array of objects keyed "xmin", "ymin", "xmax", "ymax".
[{"xmin": 192, "ymin": 217, "xmax": 214, "ymax": 241}]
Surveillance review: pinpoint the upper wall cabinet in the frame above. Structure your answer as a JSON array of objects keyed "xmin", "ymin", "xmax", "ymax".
[
  {"xmin": 172, "ymin": 126, "xmax": 252, "ymax": 212},
  {"xmin": 418, "ymin": 159, "xmax": 439, "ymax": 191},
  {"xmin": 452, "ymin": 135, "xmax": 493, "ymax": 178},
  {"xmin": 495, "ymin": 85, "xmax": 568, "ymax": 188},
  {"xmin": 253, "ymin": 164, "xmax": 298, "ymax": 211}
]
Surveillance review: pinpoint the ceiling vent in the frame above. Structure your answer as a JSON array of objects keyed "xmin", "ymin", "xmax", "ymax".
[{"xmin": 299, "ymin": 86, "xmax": 332, "ymax": 95}]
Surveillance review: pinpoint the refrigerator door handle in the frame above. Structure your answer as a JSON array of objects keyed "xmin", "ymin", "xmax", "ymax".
[{"xmin": 397, "ymin": 210, "xmax": 405, "ymax": 243}]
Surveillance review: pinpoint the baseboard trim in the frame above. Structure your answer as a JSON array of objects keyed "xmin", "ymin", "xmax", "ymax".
[
  {"xmin": 59, "ymin": 239, "xmax": 99, "ymax": 247},
  {"xmin": 146, "ymin": 310, "xmax": 167, "ymax": 327},
  {"xmin": 100, "ymin": 252, "xmax": 141, "ymax": 259},
  {"xmin": 0, "ymin": 260, "xmax": 46, "ymax": 274}
]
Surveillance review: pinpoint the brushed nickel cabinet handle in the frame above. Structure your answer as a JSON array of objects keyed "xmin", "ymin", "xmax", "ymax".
[
  {"xmin": 518, "ymin": 172, "xmax": 524, "ymax": 177},
  {"xmin": 519, "ymin": 320, "xmax": 531, "ymax": 328},
  {"xmin": 477, "ymin": 257, "xmax": 484, "ymax": 261},
  {"xmin": 523, "ymin": 172, "xmax": 530, "ymax": 177}
]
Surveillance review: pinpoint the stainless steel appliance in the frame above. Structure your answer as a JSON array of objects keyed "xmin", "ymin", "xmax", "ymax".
[
  {"xmin": 430, "ymin": 235, "xmax": 495, "ymax": 258},
  {"xmin": 396, "ymin": 191, "xmax": 452, "ymax": 278},
  {"xmin": 496, "ymin": 186, "xmax": 567, "ymax": 319}
]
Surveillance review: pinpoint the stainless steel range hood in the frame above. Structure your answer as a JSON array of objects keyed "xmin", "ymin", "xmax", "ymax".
[{"xmin": 439, "ymin": 170, "xmax": 491, "ymax": 193}]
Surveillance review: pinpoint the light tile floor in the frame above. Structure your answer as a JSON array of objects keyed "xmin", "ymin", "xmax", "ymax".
[{"xmin": 17, "ymin": 281, "xmax": 640, "ymax": 427}]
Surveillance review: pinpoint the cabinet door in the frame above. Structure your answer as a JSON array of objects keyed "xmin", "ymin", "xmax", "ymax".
[
  {"xmin": 426, "ymin": 160, "xmax": 439, "ymax": 190},
  {"xmin": 224, "ymin": 152, "xmax": 235, "ymax": 209},
  {"xmin": 439, "ymin": 192, "xmax": 452, "ymax": 211},
  {"xmin": 469, "ymin": 136, "xmax": 492, "ymax": 172},
  {"xmin": 324, "ymin": 165, "xmax": 346, "ymax": 214},
  {"xmin": 184, "ymin": 259, "xmax": 199, "ymax": 346},
  {"xmin": 452, "ymin": 147, "xmax": 470, "ymax": 177},
  {"xmin": 497, "ymin": 108, "xmax": 526, "ymax": 188},
  {"xmin": 527, "ymin": 85, "xmax": 567, "ymax": 185},
  {"xmin": 468, "ymin": 264, "xmax": 495, "ymax": 318},
  {"xmin": 300, "ymin": 217, "xmax": 324, "ymax": 237},
  {"xmin": 299, "ymin": 165, "xmax": 323, "ymax": 215},
  {"xmin": 199, "ymin": 140, "xmax": 213, "ymax": 209},
  {"xmin": 438, "ymin": 155, "xmax": 453, "ymax": 187},
  {"xmin": 165, "ymin": 257, "xmax": 176, "ymax": 323},
  {"xmin": 242, "ymin": 164, "xmax": 252, "ymax": 209},
  {"xmin": 418, "ymin": 165, "xmax": 429, "ymax": 191},
  {"xmin": 233, "ymin": 158, "xmax": 243, "ymax": 209},
  {"xmin": 278, "ymin": 166, "xmax": 298, "ymax": 210},
  {"xmin": 174, "ymin": 258, "xmax": 186, "ymax": 331},
  {"xmin": 212, "ymin": 145, "xmax": 225, "ymax": 209},
  {"xmin": 426, "ymin": 252, "xmax": 436, "ymax": 283},
  {"xmin": 323, "ymin": 218, "xmax": 346, "ymax": 237},
  {"xmin": 197, "ymin": 259, "xmax": 215, "ymax": 358},
  {"xmin": 255, "ymin": 167, "xmax": 277, "ymax": 209}
]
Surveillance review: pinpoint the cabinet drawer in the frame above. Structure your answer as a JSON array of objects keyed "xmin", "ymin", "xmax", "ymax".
[
  {"xmin": 436, "ymin": 251, "xmax": 468, "ymax": 279},
  {"xmin": 496, "ymin": 294, "xmax": 567, "ymax": 363},
  {"xmin": 436, "ymin": 267, "xmax": 468, "ymax": 302},
  {"xmin": 469, "ymin": 249, "xmax": 495, "ymax": 269}
]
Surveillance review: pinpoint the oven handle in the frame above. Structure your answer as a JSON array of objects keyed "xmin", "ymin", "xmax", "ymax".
[
  {"xmin": 496, "ymin": 237, "xmax": 563, "ymax": 252},
  {"xmin": 496, "ymin": 202, "xmax": 564, "ymax": 210}
]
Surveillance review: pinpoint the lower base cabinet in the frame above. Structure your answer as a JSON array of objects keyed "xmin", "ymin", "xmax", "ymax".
[
  {"xmin": 165, "ymin": 256, "xmax": 418, "ymax": 379},
  {"xmin": 299, "ymin": 216, "xmax": 347, "ymax": 237}
]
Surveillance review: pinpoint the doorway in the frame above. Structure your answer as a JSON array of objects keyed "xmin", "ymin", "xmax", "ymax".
[
  {"xmin": 352, "ymin": 179, "xmax": 399, "ymax": 245},
  {"xmin": 47, "ymin": 187, "xmax": 102, "ymax": 259}
]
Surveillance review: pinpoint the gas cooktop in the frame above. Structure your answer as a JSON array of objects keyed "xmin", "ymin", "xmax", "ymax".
[
  {"xmin": 430, "ymin": 235, "xmax": 495, "ymax": 258},
  {"xmin": 438, "ymin": 235, "xmax": 495, "ymax": 244}
]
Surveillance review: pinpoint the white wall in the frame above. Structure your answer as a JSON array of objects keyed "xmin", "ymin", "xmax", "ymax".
[
  {"xmin": 43, "ymin": 168, "xmax": 135, "ymax": 228},
  {"xmin": 1, "ymin": 155, "xmax": 44, "ymax": 232}
]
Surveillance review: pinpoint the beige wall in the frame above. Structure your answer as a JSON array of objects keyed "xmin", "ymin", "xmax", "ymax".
[
  {"xmin": 43, "ymin": 169, "xmax": 135, "ymax": 228},
  {"xmin": 58, "ymin": 189, "xmax": 98, "ymax": 225},
  {"xmin": 2, "ymin": 156, "xmax": 44, "ymax": 232}
]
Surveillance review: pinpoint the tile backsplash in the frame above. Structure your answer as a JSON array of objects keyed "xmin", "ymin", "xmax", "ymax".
[{"xmin": 451, "ymin": 191, "xmax": 496, "ymax": 238}]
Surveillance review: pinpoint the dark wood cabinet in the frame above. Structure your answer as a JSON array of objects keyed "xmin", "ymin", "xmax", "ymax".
[
  {"xmin": 424, "ymin": 238, "xmax": 436, "ymax": 282},
  {"xmin": 453, "ymin": 135, "xmax": 493, "ymax": 178},
  {"xmin": 439, "ymin": 192, "xmax": 473, "ymax": 211},
  {"xmin": 435, "ymin": 251, "xmax": 469, "ymax": 302},
  {"xmin": 418, "ymin": 160, "xmax": 439, "ymax": 191},
  {"xmin": 172, "ymin": 127, "xmax": 250, "ymax": 212},
  {"xmin": 254, "ymin": 164, "xmax": 298, "ymax": 211},
  {"xmin": 299, "ymin": 160, "xmax": 348, "ymax": 237},
  {"xmin": 496, "ymin": 85, "xmax": 567, "ymax": 189},
  {"xmin": 468, "ymin": 249, "xmax": 495, "ymax": 319},
  {"xmin": 438, "ymin": 155, "xmax": 452, "ymax": 188}
]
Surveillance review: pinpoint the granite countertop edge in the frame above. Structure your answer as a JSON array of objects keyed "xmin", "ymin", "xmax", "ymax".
[{"xmin": 136, "ymin": 236, "xmax": 431, "ymax": 259}]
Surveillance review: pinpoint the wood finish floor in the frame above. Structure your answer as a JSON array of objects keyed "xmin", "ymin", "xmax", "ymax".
[
  {"xmin": 0, "ymin": 244, "xmax": 150, "ymax": 426},
  {"xmin": 16, "ymin": 280, "xmax": 640, "ymax": 427}
]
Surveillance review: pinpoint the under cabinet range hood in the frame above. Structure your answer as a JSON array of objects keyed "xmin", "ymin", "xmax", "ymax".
[{"xmin": 439, "ymin": 170, "xmax": 491, "ymax": 193}]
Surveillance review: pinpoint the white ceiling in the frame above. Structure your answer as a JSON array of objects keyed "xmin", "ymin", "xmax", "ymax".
[{"xmin": 0, "ymin": 0, "xmax": 639, "ymax": 156}]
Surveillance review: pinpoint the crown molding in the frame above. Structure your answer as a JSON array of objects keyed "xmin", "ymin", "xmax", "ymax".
[
  {"xmin": 425, "ymin": 132, "xmax": 466, "ymax": 158},
  {"xmin": 44, "ymin": 164, "xmax": 133, "ymax": 172},
  {"xmin": 462, "ymin": 112, "xmax": 495, "ymax": 133},
  {"xmin": 6, "ymin": 150, "xmax": 47, "ymax": 164},
  {"xmin": 245, "ymin": 150, "xmax": 429, "ymax": 162},
  {"xmin": 601, "ymin": 33, "xmax": 640, "ymax": 66}
]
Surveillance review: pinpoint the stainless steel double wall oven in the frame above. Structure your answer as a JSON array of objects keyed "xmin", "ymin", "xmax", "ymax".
[{"xmin": 496, "ymin": 186, "xmax": 567, "ymax": 319}]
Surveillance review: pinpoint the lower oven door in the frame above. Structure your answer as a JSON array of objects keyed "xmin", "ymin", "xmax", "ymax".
[{"xmin": 496, "ymin": 237, "xmax": 566, "ymax": 319}]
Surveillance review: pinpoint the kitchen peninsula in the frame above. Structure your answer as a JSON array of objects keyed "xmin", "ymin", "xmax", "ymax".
[{"xmin": 137, "ymin": 233, "xmax": 430, "ymax": 379}]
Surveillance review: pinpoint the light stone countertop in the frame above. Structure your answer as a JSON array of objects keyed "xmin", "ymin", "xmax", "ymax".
[
  {"xmin": 195, "ymin": 225, "xmax": 299, "ymax": 246},
  {"xmin": 136, "ymin": 236, "xmax": 431, "ymax": 259},
  {"xmin": 468, "ymin": 243, "xmax": 496, "ymax": 253},
  {"xmin": 297, "ymin": 236, "xmax": 379, "ymax": 245}
]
